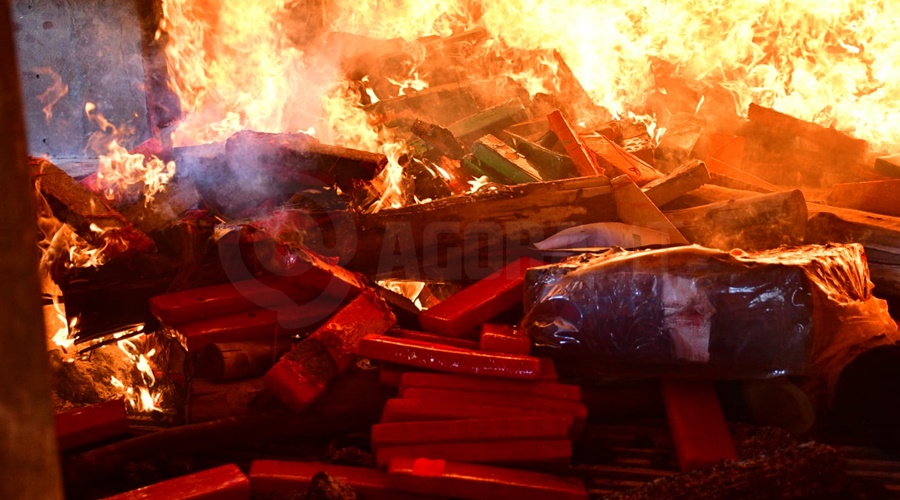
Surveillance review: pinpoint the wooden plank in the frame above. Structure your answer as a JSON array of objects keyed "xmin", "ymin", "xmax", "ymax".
[
  {"xmin": 31, "ymin": 158, "xmax": 154, "ymax": 259},
  {"xmin": 737, "ymin": 104, "xmax": 871, "ymax": 188},
  {"xmin": 875, "ymin": 154, "xmax": 900, "ymax": 178},
  {"xmin": 582, "ymin": 133, "xmax": 662, "ymax": 185},
  {"xmin": 660, "ymin": 184, "xmax": 759, "ymax": 210},
  {"xmin": 705, "ymin": 157, "xmax": 780, "ymax": 193},
  {"xmin": 642, "ymin": 159, "xmax": 710, "ymax": 208},
  {"xmin": 118, "ymin": 177, "xmax": 199, "ymax": 235},
  {"xmin": 225, "ymin": 130, "xmax": 386, "ymax": 189},
  {"xmin": 828, "ymin": 180, "xmax": 900, "ymax": 217},
  {"xmin": 805, "ymin": 203, "xmax": 900, "ymax": 295},
  {"xmin": 547, "ymin": 110, "xmax": 604, "ymax": 177},
  {"xmin": 611, "ymin": 175, "xmax": 689, "ymax": 245},
  {"xmin": 502, "ymin": 131, "xmax": 576, "ymax": 181},
  {"xmin": 472, "ymin": 134, "xmax": 543, "ymax": 183},
  {"xmin": 806, "ymin": 203, "xmax": 900, "ymax": 247},
  {"xmin": 447, "ymin": 99, "xmax": 528, "ymax": 145},
  {"xmin": 303, "ymin": 175, "xmax": 616, "ymax": 281},
  {"xmin": 746, "ymin": 104, "xmax": 868, "ymax": 158},
  {"xmin": 410, "ymin": 119, "xmax": 466, "ymax": 159},
  {"xmin": 664, "ymin": 190, "xmax": 808, "ymax": 250}
]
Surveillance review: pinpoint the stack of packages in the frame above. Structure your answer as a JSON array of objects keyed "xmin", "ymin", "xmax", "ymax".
[
  {"xmin": 148, "ymin": 244, "xmax": 367, "ymax": 423},
  {"xmin": 522, "ymin": 243, "xmax": 899, "ymax": 407},
  {"xmin": 250, "ymin": 256, "xmax": 589, "ymax": 499}
]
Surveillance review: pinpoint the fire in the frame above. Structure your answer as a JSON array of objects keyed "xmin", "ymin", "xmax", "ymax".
[
  {"xmin": 479, "ymin": 0, "xmax": 900, "ymax": 150},
  {"xmin": 467, "ymin": 175, "xmax": 494, "ymax": 194},
  {"xmin": 35, "ymin": 182, "xmax": 108, "ymax": 271},
  {"xmin": 319, "ymin": 82, "xmax": 409, "ymax": 211},
  {"xmin": 111, "ymin": 332, "xmax": 163, "ymax": 413},
  {"xmin": 378, "ymin": 279, "xmax": 427, "ymax": 310},
  {"xmin": 45, "ymin": 292, "xmax": 75, "ymax": 354},
  {"xmin": 159, "ymin": 0, "xmax": 334, "ymax": 146},
  {"xmin": 85, "ymin": 103, "xmax": 176, "ymax": 206},
  {"xmin": 327, "ymin": 0, "xmax": 476, "ymax": 39},
  {"xmin": 388, "ymin": 72, "xmax": 429, "ymax": 97},
  {"xmin": 96, "ymin": 140, "xmax": 176, "ymax": 206},
  {"xmin": 160, "ymin": 0, "xmax": 900, "ymax": 166}
]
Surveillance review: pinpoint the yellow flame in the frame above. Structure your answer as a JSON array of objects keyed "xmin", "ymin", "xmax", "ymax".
[
  {"xmin": 479, "ymin": 0, "xmax": 900, "ymax": 151},
  {"xmin": 467, "ymin": 175, "xmax": 493, "ymax": 194},
  {"xmin": 35, "ymin": 182, "xmax": 109, "ymax": 271},
  {"xmin": 361, "ymin": 76, "xmax": 380, "ymax": 104},
  {"xmin": 84, "ymin": 103, "xmax": 176, "ymax": 206},
  {"xmin": 387, "ymin": 72, "xmax": 429, "ymax": 96},
  {"xmin": 112, "ymin": 332, "xmax": 162, "ymax": 413},
  {"xmin": 327, "ymin": 0, "xmax": 476, "ymax": 39},
  {"xmin": 378, "ymin": 279, "xmax": 427, "ymax": 310},
  {"xmin": 320, "ymin": 83, "xmax": 410, "ymax": 212},
  {"xmin": 160, "ymin": 0, "xmax": 900, "ymax": 214},
  {"xmin": 97, "ymin": 140, "xmax": 176, "ymax": 206},
  {"xmin": 49, "ymin": 296, "xmax": 74, "ymax": 351},
  {"xmin": 161, "ymin": 0, "xmax": 336, "ymax": 145}
]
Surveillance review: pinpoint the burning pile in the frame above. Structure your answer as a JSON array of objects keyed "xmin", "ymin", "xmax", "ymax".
[{"xmin": 32, "ymin": 0, "xmax": 900, "ymax": 498}]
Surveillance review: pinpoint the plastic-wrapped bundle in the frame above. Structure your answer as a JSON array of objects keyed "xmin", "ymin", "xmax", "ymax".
[{"xmin": 523, "ymin": 244, "xmax": 896, "ymax": 382}]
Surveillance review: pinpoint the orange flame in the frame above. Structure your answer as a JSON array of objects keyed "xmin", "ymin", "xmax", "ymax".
[
  {"xmin": 160, "ymin": 0, "xmax": 334, "ymax": 145},
  {"xmin": 35, "ymin": 182, "xmax": 109, "ymax": 271},
  {"xmin": 85, "ymin": 103, "xmax": 176, "ymax": 206},
  {"xmin": 96, "ymin": 140, "xmax": 176, "ymax": 206},
  {"xmin": 47, "ymin": 294, "xmax": 75, "ymax": 353},
  {"xmin": 479, "ymin": 0, "xmax": 900, "ymax": 151},
  {"xmin": 159, "ymin": 0, "xmax": 900, "ymax": 216},
  {"xmin": 378, "ymin": 279, "xmax": 427, "ymax": 310},
  {"xmin": 319, "ymin": 83, "xmax": 410, "ymax": 212},
  {"xmin": 168, "ymin": 1, "xmax": 900, "ymax": 150},
  {"xmin": 111, "ymin": 331, "xmax": 162, "ymax": 413},
  {"xmin": 327, "ymin": 0, "xmax": 476, "ymax": 39}
]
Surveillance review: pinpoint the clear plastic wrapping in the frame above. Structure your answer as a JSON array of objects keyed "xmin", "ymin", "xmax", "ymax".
[{"xmin": 523, "ymin": 244, "xmax": 898, "ymax": 382}]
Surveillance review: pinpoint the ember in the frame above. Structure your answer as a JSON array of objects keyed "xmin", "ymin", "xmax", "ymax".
[{"xmin": 7, "ymin": 0, "xmax": 900, "ymax": 498}]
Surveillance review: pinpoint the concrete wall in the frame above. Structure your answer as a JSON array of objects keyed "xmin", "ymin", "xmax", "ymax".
[{"xmin": 12, "ymin": 0, "xmax": 152, "ymax": 159}]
